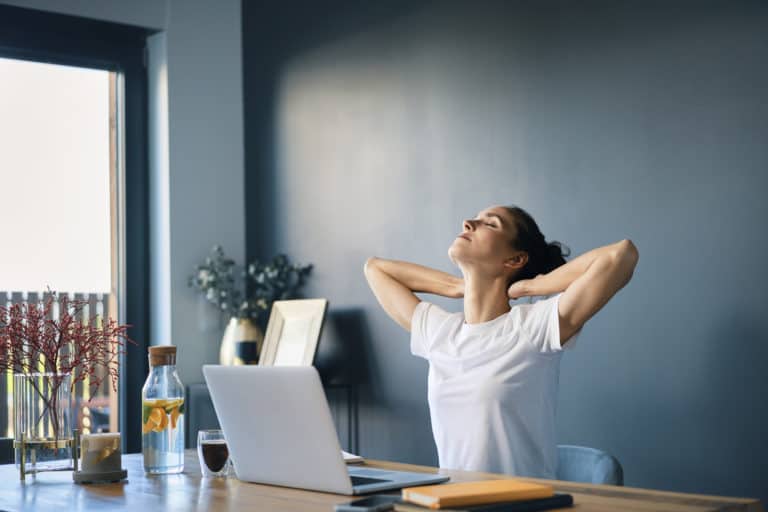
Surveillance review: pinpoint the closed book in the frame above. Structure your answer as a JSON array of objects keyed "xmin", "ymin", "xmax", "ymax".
[
  {"xmin": 401, "ymin": 480, "xmax": 554, "ymax": 509},
  {"xmin": 394, "ymin": 493, "xmax": 573, "ymax": 512}
]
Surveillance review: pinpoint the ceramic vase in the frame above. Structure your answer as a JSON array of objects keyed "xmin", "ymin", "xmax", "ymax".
[{"xmin": 219, "ymin": 317, "xmax": 264, "ymax": 365}]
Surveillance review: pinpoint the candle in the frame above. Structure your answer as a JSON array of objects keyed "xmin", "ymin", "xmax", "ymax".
[
  {"xmin": 80, "ymin": 433, "xmax": 122, "ymax": 473},
  {"xmin": 73, "ymin": 430, "xmax": 128, "ymax": 484}
]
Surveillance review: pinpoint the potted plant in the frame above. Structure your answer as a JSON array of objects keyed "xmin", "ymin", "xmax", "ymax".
[
  {"xmin": 188, "ymin": 246, "xmax": 313, "ymax": 365},
  {"xmin": 0, "ymin": 293, "xmax": 134, "ymax": 474}
]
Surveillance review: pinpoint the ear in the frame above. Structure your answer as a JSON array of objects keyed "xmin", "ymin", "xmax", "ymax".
[{"xmin": 503, "ymin": 252, "xmax": 528, "ymax": 270}]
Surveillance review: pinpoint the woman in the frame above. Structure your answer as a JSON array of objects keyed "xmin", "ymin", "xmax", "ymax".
[{"xmin": 364, "ymin": 205, "xmax": 638, "ymax": 479}]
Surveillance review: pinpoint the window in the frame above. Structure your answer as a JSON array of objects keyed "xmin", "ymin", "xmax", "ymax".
[
  {"xmin": 0, "ymin": 4, "xmax": 150, "ymax": 451},
  {"xmin": 0, "ymin": 57, "xmax": 119, "ymax": 436}
]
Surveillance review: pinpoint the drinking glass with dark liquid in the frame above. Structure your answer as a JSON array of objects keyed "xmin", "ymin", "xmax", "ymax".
[{"xmin": 197, "ymin": 430, "xmax": 230, "ymax": 478}]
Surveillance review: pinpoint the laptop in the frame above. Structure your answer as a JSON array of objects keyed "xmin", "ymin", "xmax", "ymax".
[{"xmin": 203, "ymin": 365, "xmax": 450, "ymax": 495}]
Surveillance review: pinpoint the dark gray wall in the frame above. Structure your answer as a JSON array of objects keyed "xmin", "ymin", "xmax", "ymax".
[{"xmin": 244, "ymin": 0, "xmax": 768, "ymax": 503}]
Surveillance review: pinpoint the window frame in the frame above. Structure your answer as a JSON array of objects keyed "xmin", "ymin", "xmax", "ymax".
[{"xmin": 0, "ymin": 4, "xmax": 151, "ymax": 453}]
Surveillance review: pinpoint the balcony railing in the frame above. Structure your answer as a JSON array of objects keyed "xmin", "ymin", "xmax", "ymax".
[{"xmin": 0, "ymin": 291, "xmax": 118, "ymax": 438}]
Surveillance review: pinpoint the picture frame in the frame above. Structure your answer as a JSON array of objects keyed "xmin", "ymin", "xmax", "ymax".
[{"xmin": 258, "ymin": 298, "xmax": 328, "ymax": 366}]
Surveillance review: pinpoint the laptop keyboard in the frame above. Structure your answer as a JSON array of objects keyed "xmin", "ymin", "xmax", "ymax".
[{"xmin": 350, "ymin": 475, "xmax": 392, "ymax": 486}]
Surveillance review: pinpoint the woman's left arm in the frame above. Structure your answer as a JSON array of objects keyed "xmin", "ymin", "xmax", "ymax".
[{"xmin": 509, "ymin": 239, "xmax": 639, "ymax": 344}]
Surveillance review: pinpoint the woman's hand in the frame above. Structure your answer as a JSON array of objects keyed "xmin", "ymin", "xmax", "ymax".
[
  {"xmin": 507, "ymin": 275, "xmax": 541, "ymax": 300},
  {"xmin": 454, "ymin": 277, "xmax": 465, "ymax": 299},
  {"xmin": 507, "ymin": 280, "xmax": 528, "ymax": 300}
]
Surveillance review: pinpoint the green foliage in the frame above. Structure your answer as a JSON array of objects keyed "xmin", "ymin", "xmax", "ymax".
[{"xmin": 188, "ymin": 245, "xmax": 313, "ymax": 324}]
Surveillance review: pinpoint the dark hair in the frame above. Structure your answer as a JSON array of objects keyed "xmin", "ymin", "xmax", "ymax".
[{"xmin": 504, "ymin": 206, "xmax": 571, "ymax": 284}]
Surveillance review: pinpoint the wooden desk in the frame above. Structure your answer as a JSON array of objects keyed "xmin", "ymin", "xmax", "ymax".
[{"xmin": 0, "ymin": 450, "xmax": 762, "ymax": 511}]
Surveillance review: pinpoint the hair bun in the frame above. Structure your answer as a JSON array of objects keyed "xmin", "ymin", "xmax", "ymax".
[{"xmin": 548, "ymin": 241, "xmax": 571, "ymax": 259}]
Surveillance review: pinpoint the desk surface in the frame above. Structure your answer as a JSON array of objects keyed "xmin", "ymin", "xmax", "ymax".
[{"xmin": 0, "ymin": 450, "xmax": 762, "ymax": 512}]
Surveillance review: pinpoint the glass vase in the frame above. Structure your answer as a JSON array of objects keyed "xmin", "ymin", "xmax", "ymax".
[{"xmin": 14, "ymin": 373, "xmax": 73, "ymax": 473}]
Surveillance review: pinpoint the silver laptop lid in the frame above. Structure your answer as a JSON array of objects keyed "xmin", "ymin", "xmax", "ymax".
[{"xmin": 203, "ymin": 365, "xmax": 353, "ymax": 494}]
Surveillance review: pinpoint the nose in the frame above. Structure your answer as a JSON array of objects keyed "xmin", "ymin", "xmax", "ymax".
[{"xmin": 463, "ymin": 219, "xmax": 475, "ymax": 232}]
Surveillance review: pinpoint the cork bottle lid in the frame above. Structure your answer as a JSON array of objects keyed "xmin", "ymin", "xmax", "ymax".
[{"xmin": 148, "ymin": 345, "xmax": 177, "ymax": 367}]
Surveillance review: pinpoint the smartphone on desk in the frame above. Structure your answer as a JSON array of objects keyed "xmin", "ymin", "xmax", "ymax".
[{"xmin": 334, "ymin": 495, "xmax": 400, "ymax": 512}]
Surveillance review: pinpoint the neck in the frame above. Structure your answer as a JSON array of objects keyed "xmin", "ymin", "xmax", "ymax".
[{"xmin": 461, "ymin": 270, "xmax": 511, "ymax": 324}]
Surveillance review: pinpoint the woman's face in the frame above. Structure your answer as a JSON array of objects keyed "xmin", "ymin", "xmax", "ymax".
[{"xmin": 448, "ymin": 206, "xmax": 524, "ymax": 276}]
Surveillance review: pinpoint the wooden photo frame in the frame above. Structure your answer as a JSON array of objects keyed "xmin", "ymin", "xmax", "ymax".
[{"xmin": 258, "ymin": 299, "xmax": 328, "ymax": 366}]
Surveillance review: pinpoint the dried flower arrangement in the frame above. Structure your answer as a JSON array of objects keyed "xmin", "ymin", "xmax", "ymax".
[{"xmin": 0, "ymin": 293, "xmax": 134, "ymax": 439}]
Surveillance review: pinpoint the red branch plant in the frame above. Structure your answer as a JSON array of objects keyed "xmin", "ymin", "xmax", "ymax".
[{"xmin": 0, "ymin": 293, "xmax": 135, "ymax": 440}]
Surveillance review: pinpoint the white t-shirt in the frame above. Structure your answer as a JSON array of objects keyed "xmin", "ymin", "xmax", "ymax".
[{"xmin": 410, "ymin": 293, "xmax": 580, "ymax": 479}]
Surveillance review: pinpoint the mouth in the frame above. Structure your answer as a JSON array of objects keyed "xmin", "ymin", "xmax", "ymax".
[{"xmin": 457, "ymin": 234, "xmax": 471, "ymax": 242}]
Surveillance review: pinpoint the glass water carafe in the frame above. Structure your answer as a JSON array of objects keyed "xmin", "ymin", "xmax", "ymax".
[{"xmin": 141, "ymin": 345, "xmax": 184, "ymax": 474}]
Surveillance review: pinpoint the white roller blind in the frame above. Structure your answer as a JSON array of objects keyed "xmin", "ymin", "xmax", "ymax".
[{"xmin": 0, "ymin": 57, "xmax": 111, "ymax": 293}]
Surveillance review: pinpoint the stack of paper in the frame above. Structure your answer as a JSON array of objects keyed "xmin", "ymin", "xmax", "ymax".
[{"xmin": 342, "ymin": 450, "xmax": 364, "ymax": 464}]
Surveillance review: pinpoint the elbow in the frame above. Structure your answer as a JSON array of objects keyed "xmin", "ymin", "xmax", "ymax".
[
  {"xmin": 621, "ymin": 239, "xmax": 639, "ymax": 264},
  {"xmin": 364, "ymin": 256, "xmax": 379, "ymax": 276},
  {"xmin": 613, "ymin": 239, "xmax": 639, "ymax": 274}
]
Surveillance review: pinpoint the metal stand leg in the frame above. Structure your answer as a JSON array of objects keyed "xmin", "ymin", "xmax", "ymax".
[
  {"xmin": 73, "ymin": 429, "xmax": 80, "ymax": 473},
  {"xmin": 19, "ymin": 433, "xmax": 25, "ymax": 482},
  {"xmin": 346, "ymin": 385, "xmax": 359, "ymax": 454},
  {"xmin": 352, "ymin": 385, "xmax": 359, "ymax": 454},
  {"xmin": 346, "ymin": 385, "xmax": 353, "ymax": 452}
]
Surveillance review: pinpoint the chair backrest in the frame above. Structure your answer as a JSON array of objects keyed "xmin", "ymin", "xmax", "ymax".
[
  {"xmin": 0, "ymin": 438, "xmax": 13, "ymax": 465},
  {"xmin": 556, "ymin": 444, "xmax": 624, "ymax": 485},
  {"xmin": 185, "ymin": 384, "xmax": 221, "ymax": 449}
]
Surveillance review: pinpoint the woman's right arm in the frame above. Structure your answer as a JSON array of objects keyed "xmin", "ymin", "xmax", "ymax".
[{"xmin": 364, "ymin": 257, "xmax": 463, "ymax": 332}]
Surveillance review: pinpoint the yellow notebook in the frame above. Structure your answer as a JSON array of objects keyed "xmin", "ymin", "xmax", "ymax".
[{"xmin": 401, "ymin": 479, "xmax": 554, "ymax": 509}]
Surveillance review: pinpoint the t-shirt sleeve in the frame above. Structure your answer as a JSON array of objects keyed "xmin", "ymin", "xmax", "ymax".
[
  {"xmin": 520, "ymin": 293, "xmax": 581, "ymax": 353},
  {"xmin": 410, "ymin": 301, "xmax": 452, "ymax": 359}
]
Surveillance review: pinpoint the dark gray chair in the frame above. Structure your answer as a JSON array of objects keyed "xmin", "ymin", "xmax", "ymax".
[
  {"xmin": 0, "ymin": 438, "xmax": 13, "ymax": 465},
  {"xmin": 185, "ymin": 384, "xmax": 221, "ymax": 449},
  {"xmin": 556, "ymin": 444, "xmax": 624, "ymax": 485}
]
